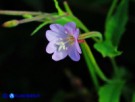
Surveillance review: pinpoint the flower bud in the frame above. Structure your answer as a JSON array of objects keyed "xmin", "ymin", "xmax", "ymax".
[{"xmin": 2, "ymin": 20, "xmax": 19, "ymax": 28}]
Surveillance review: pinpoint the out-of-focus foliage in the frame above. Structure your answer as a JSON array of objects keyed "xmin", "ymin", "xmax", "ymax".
[
  {"xmin": 98, "ymin": 79, "xmax": 125, "ymax": 102},
  {"xmin": 132, "ymin": 93, "xmax": 135, "ymax": 102}
]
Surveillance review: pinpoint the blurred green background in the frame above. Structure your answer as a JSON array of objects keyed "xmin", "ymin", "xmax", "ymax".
[{"xmin": 0, "ymin": 0, "xmax": 135, "ymax": 102}]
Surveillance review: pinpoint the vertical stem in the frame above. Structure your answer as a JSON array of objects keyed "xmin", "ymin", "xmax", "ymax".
[
  {"xmin": 110, "ymin": 58, "xmax": 118, "ymax": 75},
  {"xmin": 81, "ymin": 43, "xmax": 109, "ymax": 82},
  {"xmin": 63, "ymin": 1, "xmax": 73, "ymax": 16},
  {"xmin": 81, "ymin": 43, "xmax": 99, "ymax": 90}
]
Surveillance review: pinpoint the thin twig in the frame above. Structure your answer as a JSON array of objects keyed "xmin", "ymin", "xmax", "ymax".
[
  {"xmin": 18, "ymin": 14, "xmax": 49, "ymax": 24},
  {"xmin": 0, "ymin": 10, "xmax": 49, "ymax": 16}
]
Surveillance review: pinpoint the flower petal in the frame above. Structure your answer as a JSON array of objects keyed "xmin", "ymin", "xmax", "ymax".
[
  {"xmin": 52, "ymin": 51, "xmax": 68, "ymax": 61},
  {"xmin": 46, "ymin": 41, "xmax": 56, "ymax": 54},
  {"xmin": 64, "ymin": 22, "xmax": 76, "ymax": 34},
  {"xmin": 68, "ymin": 44, "xmax": 80, "ymax": 61},
  {"xmin": 73, "ymin": 28, "xmax": 79, "ymax": 38},
  {"xmin": 50, "ymin": 24, "xmax": 65, "ymax": 34},
  {"xmin": 75, "ymin": 41, "xmax": 82, "ymax": 54},
  {"xmin": 46, "ymin": 30, "xmax": 60, "ymax": 41}
]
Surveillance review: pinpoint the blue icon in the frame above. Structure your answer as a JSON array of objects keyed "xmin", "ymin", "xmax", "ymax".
[
  {"xmin": 2, "ymin": 93, "xmax": 41, "ymax": 99},
  {"xmin": 9, "ymin": 93, "xmax": 15, "ymax": 99}
]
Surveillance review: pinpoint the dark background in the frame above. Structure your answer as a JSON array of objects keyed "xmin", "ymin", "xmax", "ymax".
[{"xmin": 0, "ymin": 0, "xmax": 135, "ymax": 102}]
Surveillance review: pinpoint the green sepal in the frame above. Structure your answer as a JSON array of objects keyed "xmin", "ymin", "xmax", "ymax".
[{"xmin": 79, "ymin": 31, "xmax": 103, "ymax": 41}]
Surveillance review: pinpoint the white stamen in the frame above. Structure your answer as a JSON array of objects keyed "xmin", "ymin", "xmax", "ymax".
[
  {"xmin": 56, "ymin": 41, "xmax": 66, "ymax": 51},
  {"xmin": 55, "ymin": 35, "xmax": 74, "ymax": 51}
]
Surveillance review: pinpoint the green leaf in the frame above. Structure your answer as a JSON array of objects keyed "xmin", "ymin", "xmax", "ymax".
[
  {"xmin": 54, "ymin": 0, "xmax": 65, "ymax": 15},
  {"xmin": 98, "ymin": 80, "xmax": 125, "ymax": 102},
  {"xmin": 94, "ymin": 41, "xmax": 122, "ymax": 57},
  {"xmin": 94, "ymin": 0, "xmax": 128, "ymax": 58},
  {"xmin": 132, "ymin": 93, "xmax": 135, "ymax": 102},
  {"xmin": 105, "ymin": 0, "xmax": 128, "ymax": 47},
  {"xmin": 31, "ymin": 21, "xmax": 51, "ymax": 36}
]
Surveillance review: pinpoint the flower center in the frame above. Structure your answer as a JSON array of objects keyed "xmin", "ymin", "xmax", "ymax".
[{"xmin": 56, "ymin": 35, "xmax": 75, "ymax": 51}]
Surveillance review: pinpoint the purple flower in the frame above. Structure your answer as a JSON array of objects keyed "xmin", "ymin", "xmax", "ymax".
[{"xmin": 45, "ymin": 22, "xmax": 82, "ymax": 61}]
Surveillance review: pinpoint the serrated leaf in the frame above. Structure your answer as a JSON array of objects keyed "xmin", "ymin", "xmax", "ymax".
[
  {"xmin": 105, "ymin": 0, "xmax": 128, "ymax": 47},
  {"xmin": 94, "ymin": 41, "xmax": 122, "ymax": 57},
  {"xmin": 99, "ymin": 80, "xmax": 125, "ymax": 102}
]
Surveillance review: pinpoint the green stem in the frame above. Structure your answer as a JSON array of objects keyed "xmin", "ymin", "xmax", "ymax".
[
  {"xmin": 19, "ymin": 14, "xmax": 49, "ymax": 24},
  {"xmin": 81, "ymin": 43, "xmax": 109, "ymax": 82},
  {"xmin": 77, "ymin": 19, "xmax": 109, "ymax": 82},
  {"xmin": 63, "ymin": 1, "xmax": 74, "ymax": 16},
  {"xmin": 0, "ymin": 10, "xmax": 45, "ymax": 16},
  {"xmin": 81, "ymin": 43, "xmax": 99, "ymax": 90},
  {"xmin": 72, "ymin": 16, "xmax": 100, "ymax": 42},
  {"xmin": 110, "ymin": 58, "xmax": 118, "ymax": 75}
]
